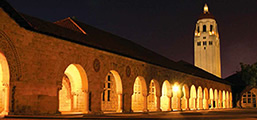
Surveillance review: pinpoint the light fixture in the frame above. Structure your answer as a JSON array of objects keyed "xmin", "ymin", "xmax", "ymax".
[{"xmin": 173, "ymin": 85, "xmax": 179, "ymax": 93}]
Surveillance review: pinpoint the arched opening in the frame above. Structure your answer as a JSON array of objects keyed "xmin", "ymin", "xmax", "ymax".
[
  {"xmin": 203, "ymin": 25, "xmax": 207, "ymax": 32},
  {"xmin": 219, "ymin": 90, "xmax": 222, "ymax": 108},
  {"xmin": 101, "ymin": 70, "xmax": 123, "ymax": 113},
  {"xmin": 147, "ymin": 79, "xmax": 160, "ymax": 111},
  {"xmin": 214, "ymin": 89, "xmax": 218, "ymax": 108},
  {"xmin": 59, "ymin": 64, "xmax": 89, "ymax": 114},
  {"xmin": 189, "ymin": 85, "xmax": 197, "ymax": 110},
  {"xmin": 171, "ymin": 82, "xmax": 181, "ymax": 111},
  {"xmin": 222, "ymin": 91, "xmax": 226, "ymax": 108},
  {"xmin": 203, "ymin": 88, "xmax": 209, "ymax": 109},
  {"xmin": 226, "ymin": 91, "xmax": 229, "ymax": 108},
  {"xmin": 209, "ymin": 88, "xmax": 214, "ymax": 109},
  {"xmin": 131, "ymin": 76, "xmax": 147, "ymax": 112},
  {"xmin": 230, "ymin": 92, "xmax": 233, "ymax": 108},
  {"xmin": 181, "ymin": 84, "xmax": 189, "ymax": 110},
  {"xmin": 0, "ymin": 53, "xmax": 10, "ymax": 115},
  {"xmin": 197, "ymin": 86, "xmax": 203, "ymax": 110},
  {"xmin": 160, "ymin": 80, "xmax": 171, "ymax": 111}
]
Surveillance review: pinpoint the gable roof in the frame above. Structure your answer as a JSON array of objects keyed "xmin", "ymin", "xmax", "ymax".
[{"xmin": 0, "ymin": 0, "xmax": 229, "ymax": 85}]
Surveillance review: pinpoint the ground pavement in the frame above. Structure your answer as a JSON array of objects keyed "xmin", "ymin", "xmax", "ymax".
[{"xmin": 2, "ymin": 108, "xmax": 257, "ymax": 120}]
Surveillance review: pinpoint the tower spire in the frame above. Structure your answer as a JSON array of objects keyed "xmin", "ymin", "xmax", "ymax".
[{"xmin": 204, "ymin": 3, "xmax": 209, "ymax": 13}]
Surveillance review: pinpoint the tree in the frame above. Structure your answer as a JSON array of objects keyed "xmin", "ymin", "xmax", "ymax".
[
  {"xmin": 236, "ymin": 62, "xmax": 257, "ymax": 108},
  {"xmin": 240, "ymin": 62, "xmax": 257, "ymax": 87}
]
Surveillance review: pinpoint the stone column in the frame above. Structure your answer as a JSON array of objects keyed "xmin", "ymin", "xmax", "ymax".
[
  {"xmin": 3, "ymin": 83, "xmax": 9, "ymax": 115},
  {"xmin": 210, "ymin": 99, "xmax": 213, "ymax": 109},
  {"xmin": 156, "ymin": 95, "xmax": 161, "ymax": 111},
  {"xmin": 143, "ymin": 95, "xmax": 148, "ymax": 112},
  {"xmin": 169, "ymin": 96, "xmax": 173, "ymax": 111},
  {"xmin": 185, "ymin": 97, "xmax": 190, "ymax": 110},
  {"xmin": 56, "ymin": 82, "xmax": 62, "ymax": 114},
  {"xmin": 116, "ymin": 93, "xmax": 122, "ymax": 113},
  {"xmin": 82, "ymin": 90, "xmax": 89, "ymax": 113},
  {"xmin": 177, "ymin": 97, "xmax": 181, "ymax": 111}
]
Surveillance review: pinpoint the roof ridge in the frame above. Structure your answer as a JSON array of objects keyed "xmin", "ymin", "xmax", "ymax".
[
  {"xmin": 68, "ymin": 17, "xmax": 87, "ymax": 35},
  {"xmin": 53, "ymin": 17, "xmax": 70, "ymax": 24}
]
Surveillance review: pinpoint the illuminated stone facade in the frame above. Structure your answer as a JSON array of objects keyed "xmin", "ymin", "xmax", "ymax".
[
  {"xmin": 0, "ymin": 1, "xmax": 232, "ymax": 116},
  {"xmin": 194, "ymin": 4, "xmax": 221, "ymax": 78}
]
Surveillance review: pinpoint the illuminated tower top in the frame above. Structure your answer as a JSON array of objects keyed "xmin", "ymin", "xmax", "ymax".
[{"xmin": 204, "ymin": 4, "xmax": 209, "ymax": 13}]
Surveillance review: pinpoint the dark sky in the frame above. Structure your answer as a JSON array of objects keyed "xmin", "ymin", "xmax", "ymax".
[{"xmin": 6, "ymin": 0, "xmax": 257, "ymax": 78}]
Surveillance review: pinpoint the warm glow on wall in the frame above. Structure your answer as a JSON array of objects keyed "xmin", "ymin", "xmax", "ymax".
[{"xmin": 173, "ymin": 84, "xmax": 179, "ymax": 93}]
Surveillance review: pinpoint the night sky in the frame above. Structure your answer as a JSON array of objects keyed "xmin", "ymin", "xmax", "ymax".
[{"xmin": 6, "ymin": 0, "xmax": 257, "ymax": 78}]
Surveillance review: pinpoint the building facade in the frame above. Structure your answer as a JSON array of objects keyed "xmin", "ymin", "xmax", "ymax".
[
  {"xmin": 0, "ymin": 0, "xmax": 232, "ymax": 115},
  {"xmin": 194, "ymin": 4, "xmax": 221, "ymax": 78}
]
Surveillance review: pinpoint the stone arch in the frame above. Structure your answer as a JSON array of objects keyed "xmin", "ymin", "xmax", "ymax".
[
  {"xmin": 214, "ymin": 89, "xmax": 218, "ymax": 108},
  {"xmin": 226, "ymin": 91, "xmax": 229, "ymax": 108},
  {"xmin": 160, "ymin": 80, "xmax": 171, "ymax": 111},
  {"xmin": 147, "ymin": 79, "xmax": 160, "ymax": 111},
  {"xmin": 222, "ymin": 90, "xmax": 226, "ymax": 108},
  {"xmin": 219, "ymin": 90, "xmax": 222, "ymax": 108},
  {"xmin": 101, "ymin": 70, "xmax": 123, "ymax": 113},
  {"xmin": 171, "ymin": 82, "xmax": 181, "ymax": 111},
  {"xmin": 131, "ymin": 76, "xmax": 147, "ymax": 112},
  {"xmin": 203, "ymin": 88, "xmax": 209, "ymax": 109},
  {"xmin": 0, "ymin": 53, "xmax": 10, "ymax": 115},
  {"xmin": 181, "ymin": 84, "xmax": 189, "ymax": 110},
  {"xmin": 229, "ymin": 92, "xmax": 232, "ymax": 108},
  {"xmin": 209, "ymin": 88, "xmax": 214, "ymax": 108},
  {"xmin": 59, "ymin": 64, "xmax": 89, "ymax": 114},
  {"xmin": 0, "ymin": 31, "xmax": 21, "ymax": 114},
  {"xmin": 197, "ymin": 86, "xmax": 203, "ymax": 109},
  {"xmin": 189, "ymin": 85, "xmax": 197, "ymax": 110}
]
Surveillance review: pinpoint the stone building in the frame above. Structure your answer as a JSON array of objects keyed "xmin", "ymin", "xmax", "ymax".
[
  {"xmin": 226, "ymin": 72, "xmax": 257, "ymax": 108},
  {"xmin": 194, "ymin": 4, "xmax": 221, "ymax": 78},
  {"xmin": 0, "ymin": 0, "xmax": 232, "ymax": 115}
]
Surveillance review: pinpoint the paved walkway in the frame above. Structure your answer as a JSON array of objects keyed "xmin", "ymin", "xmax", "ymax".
[{"xmin": 2, "ymin": 108, "xmax": 257, "ymax": 120}]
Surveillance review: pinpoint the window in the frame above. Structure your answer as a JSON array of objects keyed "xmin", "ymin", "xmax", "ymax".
[
  {"xmin": 243, "ymin": 98, "xmax": 246, "ymax": 103},
  {"xmin": 210, "ymin": 25, "xmax": 213, "ymax": 32},
  {"xmin": 248, "ymin": 92, "xmax": 252, "ymax": 97},
  {"xmin": 197, "ymin": 26, "xmax": 200, "ymax": 33},
  {"xmin": 203, "ymin": 41, "xmax": 207, "ymax": 45},
  {"xmin": 103, "ymin": 74, "xmax": 112, "ymax": 101},
  {"xmin": 209, "ymin": 41, "xmax": 213, "ymax": 45},
  {"xmin": 203, "ymin": 25, "xmax": 206, "ymax": 32},
  {"xmin": 248, "ymin": 98, "xmax": 251, "ymax": 103},
  {"xmin": 203, "ymin": 37, "xmax": 206, "ymax": 39},
  {"xmin": 107, "ymin": 90, "xmax": 111, "ymax": 101},
  {"xmin": 197, "ymin": 42, "xmax": 201, "ymax": 46}
]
